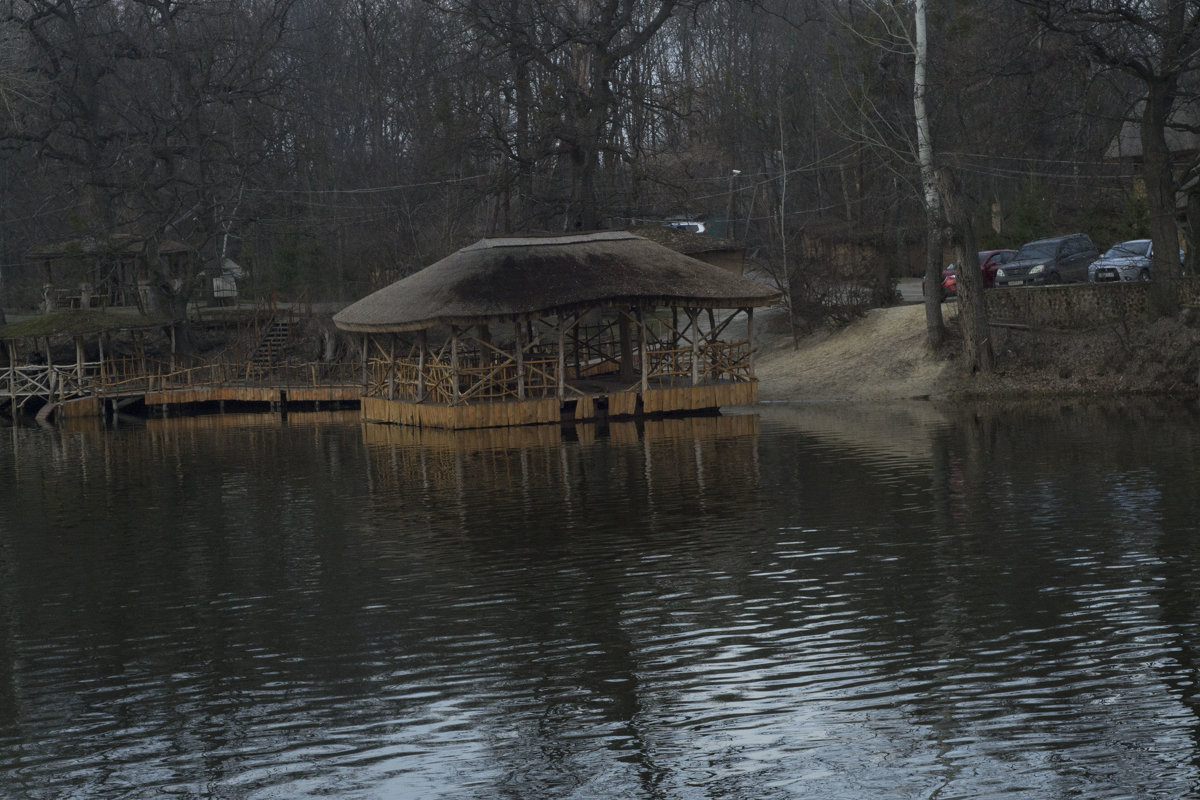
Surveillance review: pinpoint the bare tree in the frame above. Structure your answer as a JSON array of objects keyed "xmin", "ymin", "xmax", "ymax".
[
  {"xmin": 438, "ymin": 0, "xmax": 715, "ymax": 231},
  {"xmin": 1014, "ymin": 0, "xmax": 1200, "ymax": 314}
]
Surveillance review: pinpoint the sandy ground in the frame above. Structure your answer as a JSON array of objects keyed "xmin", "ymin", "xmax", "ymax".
[
  {"xmin": 754, "ymin": 300, "xmax": 955, "ymax": 403},
  {"xmin": 753, "ymin": 278, "xmax": 1200, "ymax": 403}
]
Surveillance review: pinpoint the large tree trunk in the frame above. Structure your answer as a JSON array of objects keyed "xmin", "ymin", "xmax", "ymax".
[
  {"xmin": 913, "ymin": 0, "xmax": 946, "ymax": 348},
  {"xmin": 939, "ymin": 171, "xmax": 993, "ymax": 373},
  {"xmin": 1143, "ymin": 78, "xmax": 1181, "ymax": 316}
]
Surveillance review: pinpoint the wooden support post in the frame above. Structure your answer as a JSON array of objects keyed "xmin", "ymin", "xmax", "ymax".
[
  {"xmin": 515, "ymin": 320, "xmax": 526, "ymax": 400},
  {"xmin": 360, "ymin": 336, "xmax": 368, "ymax": 393},
  {"xmin": 417, "ymin": 330, "xmax": 427, "ymax": 402},
  {"xmin": 74, "ymin": 336, "xmax": 84, "ymax": 383},
  {"xmin": 637, "ymin": 307, "xmax": 649, "ymax": 394},
  {"xmin": 618, "ymin": 311, "xmax": 635, "ymax": 383},
  {"xmin": 746, "ymin": 307, "xmax": 755, "ymax": 373},
  {"xmin": 388, "ymin": 335, "xmax": 396, "ymax": 400},
  {"xmin": 690, "ymin": 309, "xmax": 701, "ymax": 386},
  {"xmin": 6, "ymin": 341, "xmax": 15, "ymax": 418},
  {"xmin": 557, "ymin": 315, "xmax": 566, "ymax": 401},
  {"xmin": 451, "ymin": 326, "xmax": 460, "ymax": 404},
  {"xmin": 571, "ymin": 312, "xmax": 581, "ymax": 380},
  {"xmin": 98, "ymin": 333, "xmax": 107, "ymax": 393}
]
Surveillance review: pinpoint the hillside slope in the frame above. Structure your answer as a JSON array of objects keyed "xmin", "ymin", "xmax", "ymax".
[
  {"xmin": 753, "ymin": 299, "xmax": 1200, "ymax": 403},
  {"xmin": 754, "ymin": 303, "xmax": 952, "ymax": 402}
]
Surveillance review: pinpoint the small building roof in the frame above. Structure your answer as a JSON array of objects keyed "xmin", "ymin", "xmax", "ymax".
[
  {"xmin": 1104, "ymin": 98, "xmax": 1200, "ymax": 162},
  {"xmin": 628, "ymin": 224, "xmax": 744, "ymax": 255},
  {"xmin": 28, "ymin": 234, "xmax": 193, "ymax": 260},
  {"xmin": 333, "ymin": 231, "xmax": 780, "ymax": 333}
]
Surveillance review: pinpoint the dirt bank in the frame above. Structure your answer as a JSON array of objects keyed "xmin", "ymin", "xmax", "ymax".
[
  {"xmin": 754, "ymin": 303, "xmax": 953, "ymax": 402},
  {"xmin": 754, "ymin": 299, "xmax": 1200, "ymax": 403}
]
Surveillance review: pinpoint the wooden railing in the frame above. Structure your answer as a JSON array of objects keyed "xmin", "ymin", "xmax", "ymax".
[
  {"xmin": 368, "ymin": 354, "xmax": 563, "ymax": 404},
  {"xmin": 2, "ymin": 358, "xmax": 358, "ymax": 404},
  {"xmin": 646, "ymin": 340, "xmax": 753, "ymax": 387},
  {"xmin": 1, "ymin": 363, "xmax": 99, "ymax": 402},
  {"xmin": 362, "ymin": 340, "xmax": 753, "ymax": 404}
]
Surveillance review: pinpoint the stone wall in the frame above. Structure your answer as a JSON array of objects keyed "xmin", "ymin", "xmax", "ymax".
[{"xmin": 983, "ymin": 278, "xmax": 1200, "ymax": 328}]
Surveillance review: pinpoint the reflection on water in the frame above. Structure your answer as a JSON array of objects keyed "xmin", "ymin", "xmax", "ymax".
[{"xmin": 2, "ymin": 402, "xmax": 1200, "ymax": 799}]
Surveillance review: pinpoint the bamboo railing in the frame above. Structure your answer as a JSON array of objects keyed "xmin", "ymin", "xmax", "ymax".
[
  {"xmin": 363, "ymin": 340, "xmax": 752, "ymax": 404},
  {"xmin": 2, "ymin": 357, "xmax": 358, "ymax": 405}
]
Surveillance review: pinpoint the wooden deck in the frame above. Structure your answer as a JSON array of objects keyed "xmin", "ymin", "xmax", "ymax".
[{"xmin": 2, "ymin": 359, "xmax": 360, "ymax": 420}]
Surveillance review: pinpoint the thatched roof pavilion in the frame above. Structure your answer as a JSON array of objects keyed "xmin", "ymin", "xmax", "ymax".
[{"xmin": 334, "ymin": 231, "xmax": 780, "ymax": 429}]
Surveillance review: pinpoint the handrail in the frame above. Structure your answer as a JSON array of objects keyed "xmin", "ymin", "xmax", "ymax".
[{"xmin": 2, "ymin": 357, "xmax": 359, "ymax": 402}]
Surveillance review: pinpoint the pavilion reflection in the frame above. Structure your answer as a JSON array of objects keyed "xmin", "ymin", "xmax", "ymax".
[{"xmin": 360, "ymin": 412, "xmax": 761, "ymax": 505}]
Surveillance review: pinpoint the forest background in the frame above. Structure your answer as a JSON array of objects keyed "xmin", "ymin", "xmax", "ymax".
[{"xmin": 0, "ymin": 0, "xmax": 1197, "ymax": 353}]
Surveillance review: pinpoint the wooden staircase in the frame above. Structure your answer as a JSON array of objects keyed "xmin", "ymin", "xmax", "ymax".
[{"xmin": 247, "ymin": 318, "xmax": 292, "ymax": 374}]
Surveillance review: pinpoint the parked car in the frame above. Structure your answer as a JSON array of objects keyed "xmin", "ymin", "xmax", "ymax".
[
  {"xmin": 665, "ymin": 219, "xmax": 707, "ymax": 234},
  {"xmin": 994, "ymin": 234, "xmax": 1099, "ymax": 287},
  {"xmin": 924, "ymin": 249, "xmax": 1018, "ymax": 299},
  {"xmin": 1089, "ymin": 239, "xmax": 1185, "ymax": 282}
]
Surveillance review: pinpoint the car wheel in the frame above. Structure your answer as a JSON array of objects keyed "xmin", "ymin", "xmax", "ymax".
[
  {"xmin": 1047, "ymin": 271, "xmax": 1061, "ymax": 284},
  {"xmin": 1138, "ymin": 269, "xmax": 1151, "ymax": 282}
]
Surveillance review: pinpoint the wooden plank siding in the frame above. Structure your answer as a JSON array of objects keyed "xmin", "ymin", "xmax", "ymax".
[
  {"xmin": 360, "ymin": 380, "xmax": 758, "ymax": 430},
  {"xmin": 144, "ymin": 386, "xmax": 361, "ymax": 407}
]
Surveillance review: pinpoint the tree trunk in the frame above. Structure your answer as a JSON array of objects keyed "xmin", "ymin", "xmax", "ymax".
[
  {"xmin": 913, "ymin": 0, "xmax": 946, "ymax": 348},
  {"xmin": 1143, "ymin": 78, "xmax": 1181, "ymax": 316},
  {"xmin": 939, "ymin": 172, "xmax": 993, "ymax": 374}
]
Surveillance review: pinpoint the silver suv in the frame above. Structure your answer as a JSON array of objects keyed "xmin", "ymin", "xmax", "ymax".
[{"xmin": 994, "ymin": 234, "xmax": 1099, "ymax": 287}]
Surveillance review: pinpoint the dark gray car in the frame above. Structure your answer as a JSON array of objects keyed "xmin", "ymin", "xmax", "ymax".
[{"xmin": 994, "ymin": 234, "xmax": 1099, "ymax": 287}]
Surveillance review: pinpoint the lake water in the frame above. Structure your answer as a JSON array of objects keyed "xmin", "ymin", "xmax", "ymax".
[{"xmin": 1, "ymin": 400, "xmax": 1199, "ymax": 799}]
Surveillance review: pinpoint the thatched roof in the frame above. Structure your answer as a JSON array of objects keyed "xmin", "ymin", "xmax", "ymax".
[{"xmin": 333, "ymin": 231, "xmax": 780, "ymax": 333}]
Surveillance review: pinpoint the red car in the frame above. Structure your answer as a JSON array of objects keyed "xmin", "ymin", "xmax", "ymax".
[{"xmin": 931, "ymin": 249, "xmax": 1018, "ymax": 298}]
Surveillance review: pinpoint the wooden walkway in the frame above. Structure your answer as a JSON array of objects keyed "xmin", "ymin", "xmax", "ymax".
[{"xmin": 1, "ymin": 359, "xmax": 360, "ymax": 420}]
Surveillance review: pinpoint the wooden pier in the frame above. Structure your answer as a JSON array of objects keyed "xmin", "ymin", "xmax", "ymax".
[{"xmin": 1, "ymin": 358, "xmax": 360, "ymax": 420}]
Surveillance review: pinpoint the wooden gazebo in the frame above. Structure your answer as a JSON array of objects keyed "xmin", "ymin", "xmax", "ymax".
[{"xmin": 333, "ymin": 231, "xmax": 780, "ymax": 429}]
